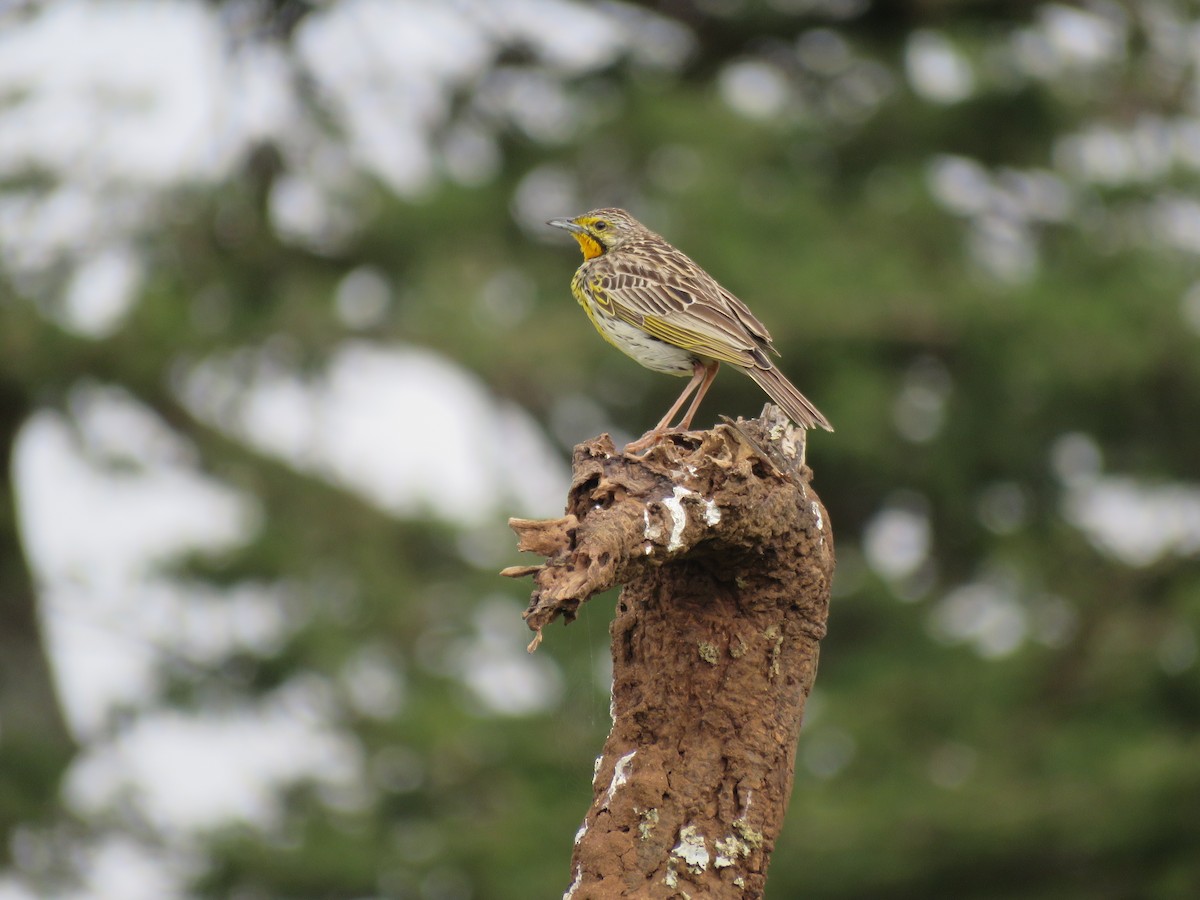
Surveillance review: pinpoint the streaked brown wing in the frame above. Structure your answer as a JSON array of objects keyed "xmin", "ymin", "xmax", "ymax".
[{"xmin": 592, "ymin": 254, "xmax": 775, "ymax": 368}]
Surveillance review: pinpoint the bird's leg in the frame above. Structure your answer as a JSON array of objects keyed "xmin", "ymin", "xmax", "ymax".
[
  {"xmin": 655, "ymin": 360, "xmax": 710, "ymax": 431},
  {"xmin": 676, "ymin": 361, "xmax": 720, "ymax": 430},
  {"xmin": 624, "ymin": 361, "xmax": 707, "ymax": 453}
]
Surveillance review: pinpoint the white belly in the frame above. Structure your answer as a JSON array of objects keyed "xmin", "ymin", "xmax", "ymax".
[{"xmin": 594, "ymin": 313, "xmax": 697, "ymax": 376}]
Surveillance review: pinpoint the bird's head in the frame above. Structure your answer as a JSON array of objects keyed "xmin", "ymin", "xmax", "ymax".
[{"xmin": 547, "ymin": 208, "xmax": 645, "ymax": 260}]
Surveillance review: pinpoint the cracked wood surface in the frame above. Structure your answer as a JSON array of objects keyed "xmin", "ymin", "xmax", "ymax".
[{"xmin": 503, "ymin": 408, "xmax": 834, "ymax": 898}]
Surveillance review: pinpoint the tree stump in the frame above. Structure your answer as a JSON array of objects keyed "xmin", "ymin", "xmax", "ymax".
[{"xmin": 503, "ymin": 407, "xmax": 834, "ymax": 899}]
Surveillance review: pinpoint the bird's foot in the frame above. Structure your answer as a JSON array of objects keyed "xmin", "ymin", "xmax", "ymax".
[
  {"xmin": 622, "ymin": 427, "xmax": 707, "ymax": 455},
  {"xmin": 622, "ymin": 430, "xmax": 668, "ymax": 454}
]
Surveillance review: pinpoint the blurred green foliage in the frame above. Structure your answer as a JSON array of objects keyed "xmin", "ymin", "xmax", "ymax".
[{"xmin": 2, "ymin": 1, "xmax": 1199, "ymax": 897}]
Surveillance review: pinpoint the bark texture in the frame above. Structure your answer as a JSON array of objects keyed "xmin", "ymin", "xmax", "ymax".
[{"xmin": 503, "ymin": 408, "xmax": 834, "ymax": 899}]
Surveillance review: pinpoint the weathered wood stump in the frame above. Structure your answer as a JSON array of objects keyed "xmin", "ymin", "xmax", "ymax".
[{"xmin": 503, "ymin": 407, "xmax": 834, "ymax": 899}]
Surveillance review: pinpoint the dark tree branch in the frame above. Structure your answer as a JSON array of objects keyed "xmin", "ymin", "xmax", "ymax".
[
  {"xmin": 0, "ymin": 377, "xmax": 75, "ymax": 859},
  {"xmin": 504, "ymin": 408, "xmax": 834, "ymax": 898}
]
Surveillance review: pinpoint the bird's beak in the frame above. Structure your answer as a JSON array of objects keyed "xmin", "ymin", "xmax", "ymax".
[{"xmin": 547, "ymin": 217, "xmax": 586, "ymax": 235}]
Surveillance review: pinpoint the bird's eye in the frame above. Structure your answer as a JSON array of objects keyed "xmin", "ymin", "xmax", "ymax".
[{"xmin": 594, "ymin": 221, "xmax": 608, "ymax": 231}]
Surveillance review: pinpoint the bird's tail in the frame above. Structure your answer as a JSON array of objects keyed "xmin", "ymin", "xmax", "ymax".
[{"xmin": 745, "ymin": 365, "xmax": 834, "ymax": 432}]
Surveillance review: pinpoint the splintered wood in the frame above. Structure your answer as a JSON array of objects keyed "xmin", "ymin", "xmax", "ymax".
[{"xmin": 503, "ymin": 408, "xmax": 835, "ymax": 899}]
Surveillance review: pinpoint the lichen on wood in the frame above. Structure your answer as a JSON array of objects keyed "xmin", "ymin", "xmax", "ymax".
[{"xmin": 503, "ymin": 407, "xmax": 834, "ymax": 898}]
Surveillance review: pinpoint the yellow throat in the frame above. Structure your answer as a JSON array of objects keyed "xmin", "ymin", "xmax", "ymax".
[{"xmin": 572, "ymin": 232, "xmax": 604, "ymax": 260}]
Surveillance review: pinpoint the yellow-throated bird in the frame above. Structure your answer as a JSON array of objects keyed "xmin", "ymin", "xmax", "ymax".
[{"xmin": 548, "ymin": 208, "xmax": 832, "ymax": 450}]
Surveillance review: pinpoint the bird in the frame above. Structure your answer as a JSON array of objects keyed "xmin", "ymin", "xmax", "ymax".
[{"xmin": 547, "ymin": 207, "xmax": 832, "ymax": 451}]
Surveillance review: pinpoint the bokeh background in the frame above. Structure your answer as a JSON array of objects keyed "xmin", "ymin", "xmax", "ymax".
[{"xmin": 2, "ymin": 1, "xmax": 1199, "ymax": 897}]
